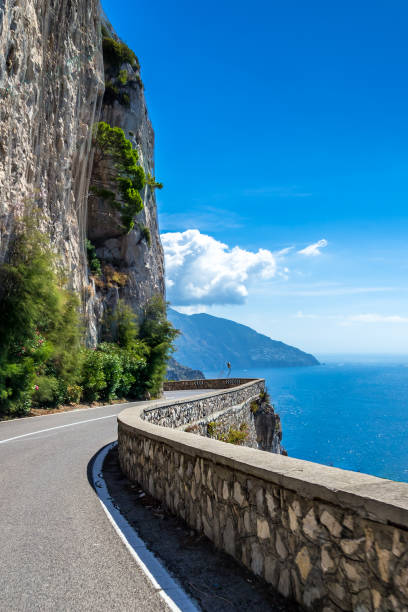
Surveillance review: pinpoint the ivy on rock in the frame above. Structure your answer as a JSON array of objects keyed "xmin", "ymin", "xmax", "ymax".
[{"xmin": 91, "ymin": 122, "xmax": 145, "ymax": 232}]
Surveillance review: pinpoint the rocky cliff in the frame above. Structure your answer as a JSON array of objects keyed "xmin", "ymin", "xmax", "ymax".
[
  {"xmin": 166, "ymin": 357, "xmax": 205, "ymax": 381},
  {"xmin": 0, "ymin": 1, "xmax": 164, "ymax": 343}
]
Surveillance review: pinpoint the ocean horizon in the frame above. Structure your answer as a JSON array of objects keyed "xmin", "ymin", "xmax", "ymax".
[{"xmin": 205, "ymin": 355, "xmax": 408, "ymax": 483}]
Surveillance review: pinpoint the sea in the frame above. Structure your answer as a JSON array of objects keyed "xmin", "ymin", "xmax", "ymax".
[{"xmin": 205, "ymin": 356, "xmax": 408, "ymax": 483}]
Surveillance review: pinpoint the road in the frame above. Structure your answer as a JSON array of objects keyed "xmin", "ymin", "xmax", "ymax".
[{"xmin": 0, "ymin": 392, "xmax": 208, "ymax": 611}]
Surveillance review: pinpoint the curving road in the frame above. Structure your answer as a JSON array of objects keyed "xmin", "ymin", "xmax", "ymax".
[{"xmin": 0, "ymin": 393, "xmax": 208, "ymax": 612}]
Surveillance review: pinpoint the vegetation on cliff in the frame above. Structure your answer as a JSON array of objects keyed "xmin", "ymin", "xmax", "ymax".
[
  {"xmin": 0, "ymin": 226, "xmax": 177, "ymax": 418},
  {"xmin": 91, "ymin": 121, "xmax": 145, "ymax": 232}
]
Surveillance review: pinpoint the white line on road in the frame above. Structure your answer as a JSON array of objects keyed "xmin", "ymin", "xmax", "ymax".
[
  {"xmin": 0, "ymin": 414, "xmax": 117, "ymax": 445},
  {"xmin": 93, "ymin": 443, "xmax": 199, "ymax": 612}
]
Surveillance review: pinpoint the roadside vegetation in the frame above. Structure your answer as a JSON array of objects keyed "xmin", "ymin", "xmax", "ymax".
[
  {"xmin": 0, "ymin": 223, "xmax": 178, "ymax": 419},
  {"xmin": 206, "ymin": 421, "xmax": 249, "ymax": 445}
]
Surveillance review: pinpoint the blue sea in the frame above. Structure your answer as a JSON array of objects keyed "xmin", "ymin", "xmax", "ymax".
[{"xmin": 205, "ymin": 356, "xmax": 408, "ymax": 482}]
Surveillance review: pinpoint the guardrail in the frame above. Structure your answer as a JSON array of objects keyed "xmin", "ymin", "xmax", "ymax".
[{"xmin": 118, "ymin": 379, "xmax": 408, "ymax": 611}]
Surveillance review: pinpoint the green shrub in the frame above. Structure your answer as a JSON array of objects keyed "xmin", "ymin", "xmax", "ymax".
[
  {"xmin": 0, "ymin": 223, "xmax": 82, "ymax": 416},
  {"xmin": 259, "ymin": 389, "xmax": 271, "ymax": 403},
  {"xmin": 118, "ymin": 69, "xmax": 128, "ymax": 85},
  {"xmin": 81, "ymin": 341, "xmax": 148, "ymax": 402},
  {"xmin": 207, "ymin": 421, "xmax": 218, "ymax": 437},
  {"xmin": 207, "ymin": 421, "xmax": 249, "ymax": 445},
  {"xmin": 81, "ymin": 349, "xmax": 108, "ymax": 402},
  {"xmin": 147, "ymin": 172, "xmax": 163, "ymax": 190},
  {"xmin": 103, "ymin": 81, "xmax": 120, "ymax": 106},
  {"xmin": 138, "ymin": 296, "xmax": 179, "ymax": 397},
  {"xmin": 31, "ymin": 376, "xmax": 60, "ymax": 407},
  {"xmin": 86, "ymin": 239, "xmax": 101, "ymax": 276},
  {"xmin": 102, "ymin": 37, "xmax": 139, "ymax": 69},
  {"xmin": 220, "ymin": 423, "xmax": 249, "ymax": 445},
  {"xmin": 138, "ymin": 223, "xmax": 151, "ymax": 246},
  {"xmin": 92, "ymin": 122, "xmax": 146, "ymax": 232},
  {"xmin": 101, "ymin": 24, "xmax": 110, "ymax": 38},
  {"xmin": 103, "ymin": 82, "xmax": 130, "ymax": 108},
  {"xmin": 66, "ymin": 384, "xmax": 82, "ymax": 404}
]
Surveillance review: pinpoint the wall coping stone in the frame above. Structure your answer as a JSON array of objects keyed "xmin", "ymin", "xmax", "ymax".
[
  {"xmin": 118, "ymin": 382, "xmax": 408, "ymax": 531},
  {"xmin": 146, "ymin": 379, "xmax": 260, "ymax": 414}
]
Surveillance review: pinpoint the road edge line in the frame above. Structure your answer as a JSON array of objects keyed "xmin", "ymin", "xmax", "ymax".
[{"xmin": 92, "ymin": 442, "xmax": 199, "ymax": 612}]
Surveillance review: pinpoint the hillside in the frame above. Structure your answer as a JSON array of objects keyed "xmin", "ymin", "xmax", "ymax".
[
  {"xmin": 168, "ymin": 309, "xmax": 319, "ymax": 371},
  {"xmin": 166, "ymin": 358, "xmax": 205, "ymax": 381}
]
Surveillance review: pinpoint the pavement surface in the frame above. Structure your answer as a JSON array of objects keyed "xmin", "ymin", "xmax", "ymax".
[
  {"xmin": 103, "ymin": 447, "xmax": 300, "ymax": 612},
  {"xmin": 0, "ymin": 392, "xmax": 209, "ymax": 612}
]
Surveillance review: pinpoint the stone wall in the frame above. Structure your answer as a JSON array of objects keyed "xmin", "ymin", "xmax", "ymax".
[
  {"xmin": 118, "ymin": 382, "xmax": 408, "ymax": 611},
  {"xmin": 163, "ymin": 378, "xmax": 256, "ymax": 391},
  {"xmin": 145, "ymin": 379, "xmax": 264, "ymax": 429}
]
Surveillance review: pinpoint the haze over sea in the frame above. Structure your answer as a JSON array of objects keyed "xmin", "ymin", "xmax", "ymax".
[{"xmin": 206, "ymin": 356, "xmax": 408, "ymax": 483}]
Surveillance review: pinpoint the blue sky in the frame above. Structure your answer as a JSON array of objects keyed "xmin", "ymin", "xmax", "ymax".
[{"xmin": 102, "ymin": 0, "xmax": 408, "ymax": 354}]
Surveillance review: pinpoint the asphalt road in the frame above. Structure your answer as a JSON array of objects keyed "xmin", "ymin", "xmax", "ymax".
[{"xmin": 0, "ymin": 392, "xmax": 208, "ymax": 612}]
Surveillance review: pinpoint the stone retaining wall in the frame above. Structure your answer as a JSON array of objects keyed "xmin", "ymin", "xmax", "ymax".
[
  {"xmin": 118, "ymin": 382, "xmax": 408, "ymax": 611},
  {"xmin": 163, "ymin": 378, "xmax": 256, "ymax": 391},
  {"xmin": 145, "ymin": 379, "xmax": 264, "ymax": 429},
  {"xmin": 184, "ymin": 395, "xmax": 259, "ymax": 448}
]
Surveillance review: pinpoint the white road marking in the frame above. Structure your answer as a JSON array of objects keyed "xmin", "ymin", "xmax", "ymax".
[
  {"xmin": 0, "ymin": 414, "xmax": 117, "ymax": 445},
  {"xmin": 92, "ymin": 442, "xmax": 199, "ymax": 612},
  {"xmin": 0, "ymin": 402, "xmax": 130, "ymax": 424}
]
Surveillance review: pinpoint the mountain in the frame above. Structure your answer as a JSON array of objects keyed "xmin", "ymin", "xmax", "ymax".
[
  {"xmin": 168, "ymin": 309, "xmax": 319, "ymax": 371},
  {"xmin": 166, "ymin": 358, "xmax": 205, "ymax": 381}
]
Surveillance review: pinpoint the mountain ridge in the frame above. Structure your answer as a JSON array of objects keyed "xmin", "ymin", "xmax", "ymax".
[{"xmin": 168, "ymin": 308, "xmax": 319, "ymax": 371}]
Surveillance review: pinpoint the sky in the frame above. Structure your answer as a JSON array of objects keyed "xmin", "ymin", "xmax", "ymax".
[{"xmin": 102, "ymin": 0, "xmax": 408, "ymax": 355}]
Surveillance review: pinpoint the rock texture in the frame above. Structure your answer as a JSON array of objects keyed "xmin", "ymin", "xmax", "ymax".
[
  {"xmin": 0, "ymin": 0, "xmax": 104, "ymax": 303},
  {"xmin": 157, "ymin": 379, "xmax": 284, "ymax": 455},
  {"xmin": 0, "ymin": 2, "xmax": 164, "ymax": 343},
  {"xmin": 118, "ymin": 385, "xmax": 408, "ymax": 611},
  {"xmin": 87, "ymin": 19, "xmax": 164, "ymax": 340}
]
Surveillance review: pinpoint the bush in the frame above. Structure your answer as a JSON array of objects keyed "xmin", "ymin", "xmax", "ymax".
[
  {"xmin": 138, "ymin": 223, "xmax": 151, "ymax": 246},
  {"xmin": 86, "ymin": 239, "xmax": 101, "ymax": 276},
  {"xmin": 102, "ymin": 37, "xmax": 139, "ymax": 70},
  {"xmin": 66, "ymin": 384, "xmax": 82, "ymax": 404},
  {"xmin": 0, "ymin": 223, "xmax": 82, "ymax": 416},
  {"xmin": 31, "ymin": 376, "xmax": 60, "ymax": 408},
  {"xmin": 92, "ymin": 122, "xmax": 146, "ymax": 232},
  {"xmin": 118, "ymin": 69, "xmax": 128, "ymax": 85},
  {"xmin": 81, "ymin": 341, "xmax": 148, "ymax": 402},
  {"xmin": 81, "ymin": 349, "xmax": 108, "ymax": 402},
  {"xmin": 138, "ymin": 296, "xmax": 179, "ymax": 397}
]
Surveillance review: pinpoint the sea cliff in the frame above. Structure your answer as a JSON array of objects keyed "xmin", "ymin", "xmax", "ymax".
[{"xmin": 0, "ymin": 1, "xmax": 164, "ymax": 343}]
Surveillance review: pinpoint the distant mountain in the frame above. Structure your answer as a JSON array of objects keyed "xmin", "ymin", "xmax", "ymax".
[
  {"xmin": 166, "ymin": 357, "xmax": 205, "ymax": 381},
  {"xmin": 168, "ymin": 309, "xmax": 319, "ymax": 371}
]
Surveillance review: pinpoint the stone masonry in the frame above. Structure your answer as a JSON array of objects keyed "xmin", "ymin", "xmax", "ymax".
[{"xmin": 118, "ymin": 380, "xmax": 408, "ymax": 611}]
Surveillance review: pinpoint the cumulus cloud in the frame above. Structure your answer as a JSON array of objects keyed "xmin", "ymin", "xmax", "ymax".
[
  {"xmin": 161, "ymin": 229, "xmax": 277, "ymax": 306},
  {"xmin": 298, "ymin": 239, "xmax": 328, "ymax": 256}
]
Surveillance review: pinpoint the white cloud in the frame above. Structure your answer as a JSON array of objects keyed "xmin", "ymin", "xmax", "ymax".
[
  {"xmin": 347, "ymin": 314, "xmax": 408, "ymax": 324},
  {"xmin": 293, "ymin": 311, "xmax": 408, "ymax": 325},
  {"xmin": 161, "ymin": 229, "xmax": 277, "ymax": 306},
  {"xmin": 271, "ymin": 285, "xmax": 396, "ymax": 297},
  {"xmin": 294, "ymin": 310, "xmax": 319, "ymax": 319},
  {"xmin": 298, "ymin": 239, "xmax": 328, "ymax": 257}
]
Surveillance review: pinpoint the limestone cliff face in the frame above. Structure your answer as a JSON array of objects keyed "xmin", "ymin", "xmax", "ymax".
[
  {"xmin": 0, "ymin": 1, "xmax": 165, "ymax": 343},
  {"xmin": 87, "ymin": 22, "xmax": 164, "ymax": 340},
  {"xmin": 0, "ymin": 0, "xmax": 104, "ymax": 291}
]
